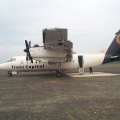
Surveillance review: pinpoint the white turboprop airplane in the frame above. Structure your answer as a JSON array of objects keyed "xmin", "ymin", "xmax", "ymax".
[{"xmin": 0, "ymin": 28, "xmax": 120, "ymax": 77}]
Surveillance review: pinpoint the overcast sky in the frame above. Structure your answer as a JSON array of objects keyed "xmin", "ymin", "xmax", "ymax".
[{"xmin": 0, "ymin": 0, "xmax": 120, "ymax": 63}]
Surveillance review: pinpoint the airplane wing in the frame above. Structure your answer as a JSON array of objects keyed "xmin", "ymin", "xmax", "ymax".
[
  {"xmin": 42, "ymin": 28, "xmax": 73, "ymax": 62},
  {"xmin": 43, "ymin": 28, "xmax": 72, "ymax": 49}
]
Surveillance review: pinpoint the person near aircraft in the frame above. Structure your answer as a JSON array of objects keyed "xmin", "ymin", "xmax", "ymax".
[{"xmin": 89, "ymin": 67, "xmax": 93, "ymax": 74}]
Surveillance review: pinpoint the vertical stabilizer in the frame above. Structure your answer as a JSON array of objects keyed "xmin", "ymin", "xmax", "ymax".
[
  {"xmin": 103, "ymin": 30, "xmax": 120, "ymax": 64},
  {"xmin": 106, "ymin": 30, "xmax": 120, "ymax": 56}
]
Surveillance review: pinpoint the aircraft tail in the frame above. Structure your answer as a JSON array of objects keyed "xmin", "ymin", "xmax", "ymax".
[{"xmin": 103, "ymin": 30, "xmax": 120, "ymax": 64}]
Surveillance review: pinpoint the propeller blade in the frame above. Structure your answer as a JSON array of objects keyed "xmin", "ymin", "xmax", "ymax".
[
  {"xmin": 29, "ymin": 41, "xmax": 31, "ymax": 48},
  {"xmin": 31, "ymin": 58, "xmax": 33, "ymax": 63},
  {"xmin": 24, "ymin": 40, "xmax": 33, "ymax": 63},
  {"xmin": 26, "ymin": 53, "xmax": 29, "ymax": 61},
  {"xmin": 25, "ymin": 40, "xmax": 29, "ymax": 49},
  {"xmin": 29, "ymin": 53, "xmax": 33, "ymax": 63}
]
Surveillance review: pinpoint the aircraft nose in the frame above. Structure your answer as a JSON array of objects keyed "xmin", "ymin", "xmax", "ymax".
[
  {"xmin": 0, "ymin": 64, "xmax": 4, "ymax": 70},
  {"xmin": 0, "ymin": 63, "xmax": 8, "ymax": 70}
]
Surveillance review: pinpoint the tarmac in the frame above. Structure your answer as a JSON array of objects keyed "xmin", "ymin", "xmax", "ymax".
[{"xmin": 0, "ymin": 64, "xmax": 120, "ymax": 120}]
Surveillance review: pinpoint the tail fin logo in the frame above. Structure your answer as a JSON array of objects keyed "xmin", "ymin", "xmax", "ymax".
[{"xmin": 116, "ymin": 34, "xmax": 120, "ymax": 45}]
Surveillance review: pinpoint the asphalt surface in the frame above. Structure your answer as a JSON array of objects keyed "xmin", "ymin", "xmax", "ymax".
[{"xmin": 0, "ymin": 64, "xmax": 120, "ymax": 120}]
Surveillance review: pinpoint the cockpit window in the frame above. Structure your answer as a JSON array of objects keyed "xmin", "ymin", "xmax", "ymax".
[
  {"xmin": 13, "ymin": 58, "xmax": 16, "ymax": 61},
  {"xmin": 8, "ymin": 58, "xmax": 16, "ymax": 62},
  {"xmin": 9, "ymin": 58, "xmax": 13, "ymax": 61}
]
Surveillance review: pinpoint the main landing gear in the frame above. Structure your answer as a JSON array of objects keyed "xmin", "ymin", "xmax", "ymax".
[
  {"xmin": 56, "ymin": 62, "xmax": 62, "ymax": 77},
  {"xmin": 56, "ymin": 71, "xmax": 62, "ymax": 77}
]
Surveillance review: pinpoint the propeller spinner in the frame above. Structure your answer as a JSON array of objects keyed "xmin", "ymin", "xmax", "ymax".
[{"xmin": 24, "ymin": 40, "xmax": 33, "ymax": 63}]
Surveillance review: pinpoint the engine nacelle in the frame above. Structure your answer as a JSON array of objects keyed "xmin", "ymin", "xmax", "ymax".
[{"xmin": 29, "ymin": 47, "xmax": 67, "ymax": 58}]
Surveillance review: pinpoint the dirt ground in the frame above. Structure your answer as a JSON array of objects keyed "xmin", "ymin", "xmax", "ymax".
[{"xmin": 0, "ymin": 64, "xmax": 120, "ymax": 120}]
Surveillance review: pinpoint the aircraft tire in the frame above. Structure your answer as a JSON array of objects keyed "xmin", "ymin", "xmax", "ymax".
[
  {"xmin": 57, "ymin": 72, "xmax": 61, "ymax": 77},
  {"xmin": 8, "ymin": 73, "xmax": 12, "ymax": 77}
]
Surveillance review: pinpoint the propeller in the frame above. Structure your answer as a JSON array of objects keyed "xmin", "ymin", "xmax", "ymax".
[{"xmin": 24, "ymin": 40, "xmax": 33, "ymax": 63}]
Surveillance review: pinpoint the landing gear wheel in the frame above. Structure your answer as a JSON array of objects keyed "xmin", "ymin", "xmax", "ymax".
[
  {"xmin": 8, "ymin": 73, "xmax": 12, "ymax": 77},
  {"xmin": 57, "ymin": 72, "xmax": 61, "ymax": 77}
]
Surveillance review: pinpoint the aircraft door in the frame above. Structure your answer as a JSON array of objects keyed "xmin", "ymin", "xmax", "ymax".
[{"xmin": 78, "ymin": 56, "xmax": 84, "ymax": 74}]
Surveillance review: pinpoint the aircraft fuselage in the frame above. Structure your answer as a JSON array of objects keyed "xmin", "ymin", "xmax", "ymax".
[{"xmin": 0, "ymin": 53, "xmax": 105, "ymax": 74}]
